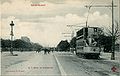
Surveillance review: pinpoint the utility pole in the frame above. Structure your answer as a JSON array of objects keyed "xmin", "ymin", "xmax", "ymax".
[
  {"xmin": 10, "ymin": 21, "xmax": 14, "ymax": 55},
  {"xmin": 85, "ymin": 0, "xmax": 117, "ymax": 60},
  {"xmin": 111, "ymin": 0, "xmax": 115, "ymax": 60},
  {"xmin": 86, "ymin": 5, "xmax": 92, "ymax": 27}
]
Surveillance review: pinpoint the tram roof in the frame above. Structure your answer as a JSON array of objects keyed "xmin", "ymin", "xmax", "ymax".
[
  {"xmin": 76, "ymin": 26, "xmax": 101, "ymax": 32},
  {"xmin": 82, "ymin": 26, "xmax": 100, "ymax": 29},
  {"xmin": 78, "ymin": 26, "xmax": 100, "ymax": 30}
]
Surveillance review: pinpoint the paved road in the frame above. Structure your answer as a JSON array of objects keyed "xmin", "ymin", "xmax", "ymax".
[
  {"xmin": 2, "ymin": 52, "xmax": 61, "ymax": 76},
  {"xmin": 1, "ymin": 51, "xmax": 120, "ymax": 76},
  {"xmin": 54, "ymin": 52, "xmax": 120, "ymax": 76}
]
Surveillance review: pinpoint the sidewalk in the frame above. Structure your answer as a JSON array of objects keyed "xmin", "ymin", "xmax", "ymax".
[{"xmin": 100, "ymin": 52, "xmax": 120, "ymax": 63}]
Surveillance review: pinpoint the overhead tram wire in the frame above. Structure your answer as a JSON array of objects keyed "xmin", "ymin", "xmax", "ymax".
[
  {"xmin": 66, "ymin": 0, "xmax": 95, "ymax": 39},
  {"xmin": 85, "ymin": 0, "xmax": 95, "ymax": 27},
  {"xmin": 85, "ymin": 0, "xmax": 117, "ymax": 28}
]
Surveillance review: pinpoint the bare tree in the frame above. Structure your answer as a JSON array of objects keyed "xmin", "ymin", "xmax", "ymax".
[
  {"xmin": 106, "ymin": 20, "xmax": 120, "ymax": 43},
  {"xmin": 106, "ymin": 20, "xmax": 120, "ymax": 60}
]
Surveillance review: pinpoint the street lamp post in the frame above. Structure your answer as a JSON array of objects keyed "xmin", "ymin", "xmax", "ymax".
[{"xmin": 10, "ymin": 21, "xmax": 14, "ymax": 55}]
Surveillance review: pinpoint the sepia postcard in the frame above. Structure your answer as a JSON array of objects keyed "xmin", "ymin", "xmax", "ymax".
[{"xmin": 0, "ymin": 0, "xmax": 120, "ymax": 76}]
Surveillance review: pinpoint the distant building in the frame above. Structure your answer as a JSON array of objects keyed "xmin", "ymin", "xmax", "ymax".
[{"xmin": 21, "ymin": 36, "xmax": 30, "ymax": 43}]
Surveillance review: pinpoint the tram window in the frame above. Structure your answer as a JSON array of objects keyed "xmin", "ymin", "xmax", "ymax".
[{"xmin": 77, "ymin": 29, "xmax": 83, "ymax": 37}]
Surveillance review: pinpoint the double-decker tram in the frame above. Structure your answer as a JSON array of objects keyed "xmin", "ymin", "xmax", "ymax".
[{"xmin": 76, "ymin": 27, "xmax": 103, "ymax": 58}]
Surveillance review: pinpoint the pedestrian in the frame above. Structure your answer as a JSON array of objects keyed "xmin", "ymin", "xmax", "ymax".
[
  {"xmin": 48, "ymin": 49, "xmax": 50, "ymax": 54},
  {"xmin": 44, "ymin": 49, "xmax": 47, "ymax": 54}
]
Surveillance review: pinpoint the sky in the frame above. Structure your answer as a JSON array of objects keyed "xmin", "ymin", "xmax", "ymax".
[{"xmin": 0, "ymin": 0, "xmax": 120, "ymax": 47}]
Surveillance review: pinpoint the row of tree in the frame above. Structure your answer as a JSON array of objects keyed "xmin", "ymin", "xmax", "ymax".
[
  {"xmin": 57, "ymin": 40, "xmax": 70, "ymax": 52},
  {"xmin": 1, "ymin": 38, "xmax": 43, "ymax": 52}
]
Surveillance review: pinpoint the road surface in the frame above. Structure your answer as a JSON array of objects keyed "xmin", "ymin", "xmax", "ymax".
[{"xmin": 1, "ymin": 51, "xmax": 120, "ymax": 76}]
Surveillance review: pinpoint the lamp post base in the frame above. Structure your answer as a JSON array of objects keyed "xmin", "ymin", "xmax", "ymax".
[{"xmin": 111, "ymin": 52, "xmax": 115, "ymax": 60}]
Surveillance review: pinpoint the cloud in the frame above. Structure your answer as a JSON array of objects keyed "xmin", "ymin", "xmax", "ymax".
[
  {"xmin": 84, "ymin": 11, "xmax": 111, "ymax": 27},
  {"xmin": 1, "ymin": 0, "xmax": 113, "ymax": 18},
  {"xmin": 1, "ymin": 0, "xmax": 115, "ymax": 46},
  {"xmin": 1, "ymin": 11, "xmax": 111, "ymax": 46}
]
